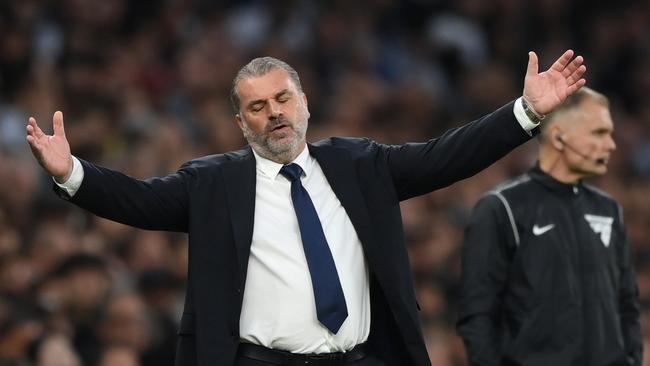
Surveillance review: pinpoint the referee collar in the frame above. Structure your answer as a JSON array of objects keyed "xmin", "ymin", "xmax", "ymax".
[{"xmin": 529, "ymin": 164, "xmax": 583, "ymax": 196}]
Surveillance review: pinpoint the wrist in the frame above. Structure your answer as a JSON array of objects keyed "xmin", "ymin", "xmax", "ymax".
[
  {"xmin": 54, "ymin": 159, "xmax": 73, "ymax": 183},
  {"xmin": 521, "ymin": 97, "xmax": 545, "ymax": 124}
]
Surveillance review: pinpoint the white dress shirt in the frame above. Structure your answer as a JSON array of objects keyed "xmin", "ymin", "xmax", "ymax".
[
  {"xmin": 239, "ymin": 146, "xmax": 370, "ymax": 353},
  {"xmin": 55, "ymin": 98, "xmax": 538, "ymax": 352}
]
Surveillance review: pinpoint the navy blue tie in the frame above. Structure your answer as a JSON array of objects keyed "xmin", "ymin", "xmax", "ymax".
[{"xmin": 279, "ymin": 163, "xmax": 348, "ymax": 334}]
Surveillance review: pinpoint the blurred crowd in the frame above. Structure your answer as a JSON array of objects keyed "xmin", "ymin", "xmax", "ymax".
[{"xmin": 0, "ymin": 0, "xmax": 649, "ymax": 365}]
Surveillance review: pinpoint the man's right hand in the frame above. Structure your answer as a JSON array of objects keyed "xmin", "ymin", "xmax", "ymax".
[{"xmin": 26, "ymin": 111, "xmax": 73, "ymax": 183}]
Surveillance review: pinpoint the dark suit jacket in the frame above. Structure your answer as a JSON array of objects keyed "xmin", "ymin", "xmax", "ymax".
[{"xmin": 59, "ymin": 101, "xmax": 532, "ymax": 365}]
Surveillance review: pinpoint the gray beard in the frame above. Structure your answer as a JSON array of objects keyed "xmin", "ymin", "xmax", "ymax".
[{"xmin": 242, "ymin": 120, "xmax": 307, "ymax": 164}]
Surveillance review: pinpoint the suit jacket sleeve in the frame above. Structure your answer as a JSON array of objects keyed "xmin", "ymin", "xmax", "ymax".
[
  {"xmin": 616, "ymin": 204, "xmax": 643, "ymax": 366},
  {"xmin": 55, "ymin": 158, "xmax": 193, "ymax": 232},
  {"xmin": 457, "ymin": 194, "xmax": 514, "ymax": 366},
  {"xmin": 380, "ymin": 101, "xmax": 532, "ymax": 201}
]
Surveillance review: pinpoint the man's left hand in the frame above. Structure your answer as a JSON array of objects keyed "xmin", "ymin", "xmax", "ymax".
[{"xmin": 523, "ymin": 50, "xmax": 586, "ymax": 115}]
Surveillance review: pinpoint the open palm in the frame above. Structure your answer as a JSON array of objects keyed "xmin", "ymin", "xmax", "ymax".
[
  {"xmin": 26, "ymin": 111, "xmax": 73, "ymax": 182},
  {"xmin": 523, "ymin": 50, "xmax": 586, "ymax": 115}
]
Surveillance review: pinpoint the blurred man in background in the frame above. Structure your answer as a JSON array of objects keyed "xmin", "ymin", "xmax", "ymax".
[{"xmin": 457, "ymin": 87, "xmax": 642, "ymax": 366}]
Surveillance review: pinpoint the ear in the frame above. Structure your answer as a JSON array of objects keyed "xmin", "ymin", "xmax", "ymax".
[
  {"xmin": 235, "ymin": 114, "xmax": 244, "ymax": 130},
  {"xmin": 302, "ymin": 93, "xmax": 311, "ymax": 119},
  {"xmin": 549, "ymin": 127, "xmax": 564, "ymax": 151}
]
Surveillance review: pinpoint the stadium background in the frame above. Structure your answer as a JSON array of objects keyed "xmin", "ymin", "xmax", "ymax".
[{"xmin": 0, "ymin": 0, "xmax": 649, "ymax": 365}]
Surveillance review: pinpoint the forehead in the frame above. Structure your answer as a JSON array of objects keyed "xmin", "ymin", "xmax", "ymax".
[
  {"xmin": 236, "ymin": 68, "xmax": 297, "ymax": 102},
  {"xmin": 575, "ymin": 99, "xmax": 613, "ymax": 130},
  {"xmin": 556, "ymin": 99, "xmax": 612, "ymax": 135}
]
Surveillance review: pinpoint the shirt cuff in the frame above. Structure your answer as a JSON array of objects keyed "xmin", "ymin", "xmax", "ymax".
[
  {"xmin": 53, "ymin": 156, "xmax": 84, "ymax": 197},
  {"xmin": 513, "ymin": 97, "xmax": 540, "ymax": 136}
]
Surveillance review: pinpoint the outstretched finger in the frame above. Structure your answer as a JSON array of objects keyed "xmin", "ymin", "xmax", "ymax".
[
  {"xmin": 27, "ymin": 117, "xmax": 46, "ymax": 139},
  {"xmin": 526, "ymin": 51, "xmax": 539, "ymax": 76},
  {"xmin": 25, "ymin": 131, "xmax": 46, "ymax": 161},
  {"xmin": 26, "ymin": 134, "xmax": 41, "ymax": 152},
  {"xmin": 567, "ymin": 65, "xmax": 587, "ymax": 85},
  {"xmin": 566, "ymin": 78, "xmax": 587, "ymax": 95},
  {"xmin": 562, "ymin": 55, "xmax": 584, "ymax": 77},
  {"xmin": 52, "ymin": 111, "xmax": 65, "ymax": 137},
  {"xmin": 550, "ymin": 49, "xmax": 574, "ymax": 72}
]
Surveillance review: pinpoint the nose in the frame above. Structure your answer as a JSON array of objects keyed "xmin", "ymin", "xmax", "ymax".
[
  {"xmin": 606, "ymin": 134, "xmax": 616, "ymax": 151},
  {"xmin": 267, "ymin": 100, "xmax": 283, "ymax": 119}
]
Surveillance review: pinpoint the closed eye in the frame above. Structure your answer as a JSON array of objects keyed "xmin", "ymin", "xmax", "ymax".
[
  {"xmin": 593, "ymin": 128, "xmax": 612, "ymax": 137},
  {"xmin": 276, "ymin": 90, "xmax": 292, "ymax": 103},
  {"xmin": 249, "ymin": 102, "xmax": 265, "ymax": 112}
]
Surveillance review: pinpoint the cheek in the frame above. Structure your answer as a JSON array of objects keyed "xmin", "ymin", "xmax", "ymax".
[
  {"xmin": 297, "ymin": 103, "xmax": 310, "ymax": 120},
  {"xmin": 599, "ymin": 137, "xmax": 613, "ymax": 150},
  {"xmin": 243, "ymin": 116, "xmax": 267, "ymax": 133}
]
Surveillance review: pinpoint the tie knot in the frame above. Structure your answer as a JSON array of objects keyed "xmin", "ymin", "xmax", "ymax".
[{"xmin": 280, "ymin": 163, "xmax": 303, "ymax": 182}]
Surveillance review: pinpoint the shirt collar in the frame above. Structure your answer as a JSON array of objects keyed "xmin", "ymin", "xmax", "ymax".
[
  {"xmin": 529, "ymin": 163, "xmax": 583, "ymax": 196},
  {"xmin": 251, "ymin": 144, "xmax": 312, "ymax": 180}
]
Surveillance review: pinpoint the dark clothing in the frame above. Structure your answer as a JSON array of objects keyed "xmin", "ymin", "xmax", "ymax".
[
  {"xmin": 234, "ymin": 343, "xmax": 371, "ymax": 365},
  {"xmin": 457, "ymin": 166, "xmax": 642, "ymax": 366},
  {"xmin": 234, "ymin": 351, "xmax": 384, "ymax": 366},
  {"xmin": 234, "ymin": 355, "xmax": 383, "ymax": 366},
  {"xmin": 56, "ymin": 101, "xmax": 531, "ymax": 366}
]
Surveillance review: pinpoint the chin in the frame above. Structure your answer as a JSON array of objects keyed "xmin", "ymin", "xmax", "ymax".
[
  {"xmin": 269, "ymin": 137, "xmax": 295, "ymax": 150},
  {"xmin": 267, "ymin": 138, "xmax": 299, "ymax": 156},
  {"xmin": 588, "ymin": 167, "xmax": 608, "ymax": 177}
]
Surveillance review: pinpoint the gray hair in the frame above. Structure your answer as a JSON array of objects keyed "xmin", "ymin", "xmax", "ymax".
[
  {"xmin": 539, "ymin": 87, "xmax": 610, "ymax": 140},
  {"xmin": 230, "ymin": 57, "xmax": 303, "ymax": 113}
]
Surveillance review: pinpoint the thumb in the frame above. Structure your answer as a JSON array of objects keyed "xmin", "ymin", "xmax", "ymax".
[
  {"xmin": 53, "ymin": 111, "xmax": 65, "ymax": 137},
  {"xmin": 526, "ymin": 51, "xmax": 539, "ymax": 76}
]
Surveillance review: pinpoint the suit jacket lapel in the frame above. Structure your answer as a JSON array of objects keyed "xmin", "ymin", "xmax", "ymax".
[
  {"xmin": 308, "ymin": 144, "xmax": 374, "ymax": 256},
  {"xmin": 221, "ymin": 144, "xmax": 376, "ymax": 290},
  {"xmin": 222, "ymin": 147, "xmax": 256, "ymax": 290}
]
